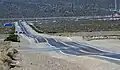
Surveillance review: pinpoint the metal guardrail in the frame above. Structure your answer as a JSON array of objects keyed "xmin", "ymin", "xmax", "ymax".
[
  {"xmin": 0, "ymin": 16, "xmax": 120, "ymax": 21},
  {"xmin": 83, "ymin": 35, "xmax": 120, "ymax": 41}
]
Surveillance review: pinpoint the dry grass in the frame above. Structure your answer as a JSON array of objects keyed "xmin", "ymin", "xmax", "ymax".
[{"xmin": 0, "ymin": 41, "xmax": 18, "ymax": 70}]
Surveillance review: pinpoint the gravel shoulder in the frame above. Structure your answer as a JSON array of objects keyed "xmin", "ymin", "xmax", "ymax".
[{"xmin": 12, "ymin": 51, "xmax": 120, "ymax": 70}]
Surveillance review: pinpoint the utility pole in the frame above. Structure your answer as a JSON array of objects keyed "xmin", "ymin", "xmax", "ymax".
[
  {"xmin": 115, "ymin": 0, "xmax": 120, "ymax": 12},
  {"xmin": 115, "ymin": 0, "xmax": 117, "ymax": 11}
]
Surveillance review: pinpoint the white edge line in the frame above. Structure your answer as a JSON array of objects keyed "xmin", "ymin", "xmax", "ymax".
[
  {"xmin": 17, "ymin": 21, "xmax": 120, "ymax": 61},
  {"xmin": 48, "ymin": 40, "xmax": 120, "ymax": 61},
  {"xmin": 95, "ymin": 55, "xmax": 120, "ymax": 61},
  {"xmin": 77, "ymin": 41, "xmax": 120, "ymax": 54}
]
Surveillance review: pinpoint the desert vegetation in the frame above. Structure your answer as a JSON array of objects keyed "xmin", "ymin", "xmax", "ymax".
[
  {"xmin": 0, "ymin": 23, "xmax": 15, "ymax": 34},
  {"xmin": 0, "ymin": 22, "xmax": 20, "ymax": 42},
  {"xmin": 32, "ymin": 20, "xmax": 120, "ymax": 33},
  {"xmin": 4, "ymin": 34, "xmax": 20, "ymax": 42},
  {"xmin": 0, "ymin": 0, "xmax": 116, "ymax": 18}
]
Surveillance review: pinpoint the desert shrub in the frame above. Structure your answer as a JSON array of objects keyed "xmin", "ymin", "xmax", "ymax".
[
  {"xmin": 29, "ymin": 25, "xmax": 44, "ymax": 33},
  {"xmin": 4, "ymin": 34, "xmax": 20, "ymax": 42}
]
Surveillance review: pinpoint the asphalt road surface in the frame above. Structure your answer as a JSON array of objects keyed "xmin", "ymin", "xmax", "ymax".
[
  {"xmin": 16, "ymin": 21, "xmax": 120, "ymax": 60},
  {"xmin": 17, "ymin": 21, "xmax": 46, "ymax": 43}
]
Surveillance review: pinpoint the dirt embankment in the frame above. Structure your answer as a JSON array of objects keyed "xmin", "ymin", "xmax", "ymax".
[{"xmin": 0, "ymin": 41, "xmax": 18, "ymax": 70}]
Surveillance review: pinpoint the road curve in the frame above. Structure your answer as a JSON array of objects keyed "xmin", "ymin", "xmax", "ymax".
[{"xmin": 17, "ymin": 21, "xmax": 120, "ymax": 60}]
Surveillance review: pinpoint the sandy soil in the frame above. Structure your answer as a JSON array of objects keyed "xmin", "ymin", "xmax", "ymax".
[
  {"xmin": 11, "ymin": 36, "xmax": 120, "ymax": 70},
  {"xmin": 0, "ymin": 40, "xmax": 19, "ymax": 70},
  {"xmin": 11, "ymin": 51, "xmax": 120, "ymax": 70},
  {"xmin": 0, "ymin": 34, "xmax": 9, "ymax": 39}
]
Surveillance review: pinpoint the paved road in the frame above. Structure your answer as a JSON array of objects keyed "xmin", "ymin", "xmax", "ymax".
[
  {"xmin": 16, "ymin": 21, "xmax": 120, "ymax": 60},
  {"xmin": 17, "ymin": 21, "xmax": 46, "ymax": 43},
  {"xmin": 0, "ymin": 16, "xmax": 120, "ymax": 21}
]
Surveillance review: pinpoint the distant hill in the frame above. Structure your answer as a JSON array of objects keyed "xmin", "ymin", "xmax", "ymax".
[{"xmin": 0, "ymin": 0, "xmax": 117, "ymax": 18}]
